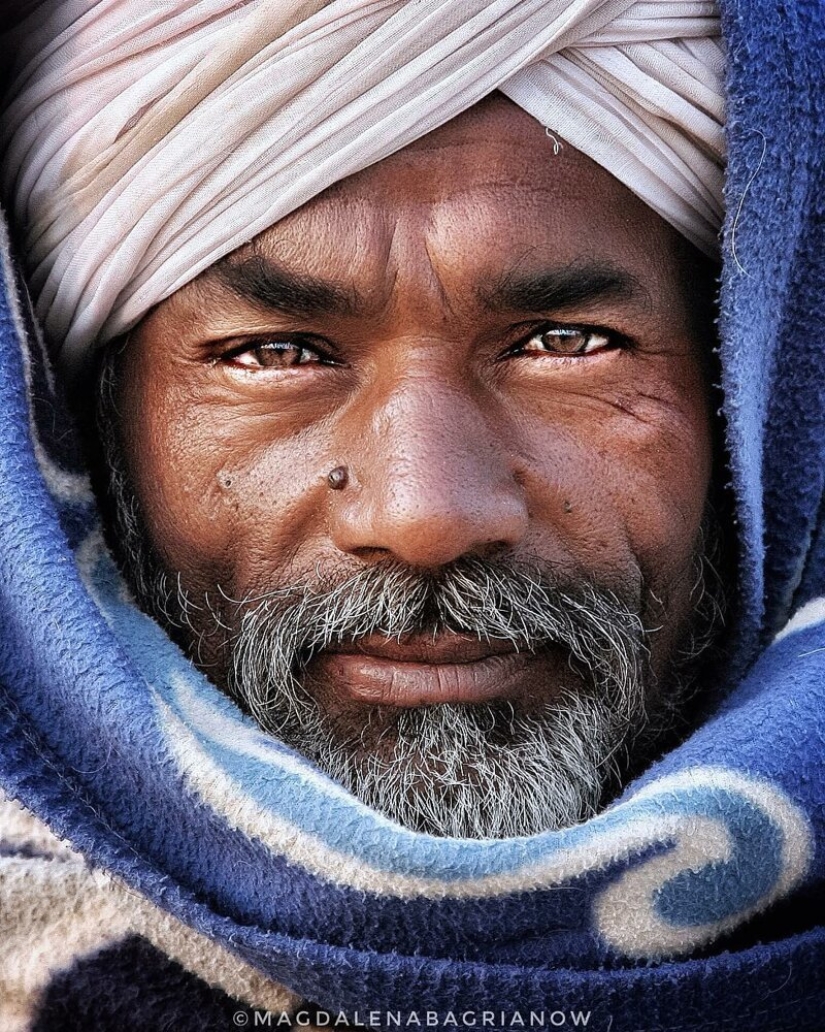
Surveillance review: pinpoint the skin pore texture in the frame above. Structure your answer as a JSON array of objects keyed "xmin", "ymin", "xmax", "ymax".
[{"xmin": 96, "ymin": 94, "xmax": 722, "ymax": 839}]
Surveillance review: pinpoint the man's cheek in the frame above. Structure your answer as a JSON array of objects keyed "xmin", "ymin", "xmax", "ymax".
[
  {"xmin": 591, "ymin": 388, "xmax": 711, "ymax": 555},
  {"xmin": 517, "ymin": 420, "xmax": 699, "ymax": 572},
  {"xmin": 136, "ymin": 464, "xmax": 232, "ymax": 586},
  {"xmin": 141, "ymin": 430, "xmax": 328, "ymax": 594}
]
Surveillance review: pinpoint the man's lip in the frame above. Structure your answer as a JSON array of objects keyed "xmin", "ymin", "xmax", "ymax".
[
  {"xmin": 324, "ymin": 633, "xmax": 523, "ymax": 665},
  {"xmin": 308, "ymin": 634, "xmax": 558, "ymax": 708}
]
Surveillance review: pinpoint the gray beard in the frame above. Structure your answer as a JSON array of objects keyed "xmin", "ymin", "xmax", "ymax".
[
  {"xmin": 273, "ymin": 690, "xmax": 628, "ymax": 840},
  {"xmin": 94, "ymin": 350, "xmax": 722, "ymax": 839},
  {"xmin": 225, "ymin": 560, "xmax": 649, "ymax": 838}
]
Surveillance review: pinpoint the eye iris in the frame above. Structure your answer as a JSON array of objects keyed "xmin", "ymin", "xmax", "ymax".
[
  {"xmin": 545, "ymin": 330, "xmax": 585, "ymax": 353},
  {"xmin": 253, "ymin": 342, "xmax": 313, "ymax": 367},
  {"xmin": 532, "ymin": 329, "xmax": 608, "ymax": 355}
]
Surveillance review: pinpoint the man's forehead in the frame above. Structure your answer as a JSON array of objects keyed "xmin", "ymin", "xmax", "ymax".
[
  {"xmin": 254, "ymin": 96, "xmax": 645, "ymax": 233},
  {"xmin": 194, "ymin": 97, "xmax": 680, "ymax": 320}
]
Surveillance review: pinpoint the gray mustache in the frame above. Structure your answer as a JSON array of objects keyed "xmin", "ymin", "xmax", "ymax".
[{"xmin": 228, "ymin": 557, "xmax": 648, "ymax": 726}]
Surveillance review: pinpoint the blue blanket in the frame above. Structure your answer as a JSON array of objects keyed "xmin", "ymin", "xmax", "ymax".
[{"xmin": 1, "ymin": 1, "xmax": 824, "ymax": 1028}]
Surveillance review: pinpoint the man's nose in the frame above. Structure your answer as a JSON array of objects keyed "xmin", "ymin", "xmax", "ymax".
[{"xmin": 328, "ymin": 378, "xmax": 529, "ymax": 568}]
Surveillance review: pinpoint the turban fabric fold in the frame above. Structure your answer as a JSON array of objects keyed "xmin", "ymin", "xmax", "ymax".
[{"xmin": 0, "ymin": 0, "xmax": 725, "ymax": 373}]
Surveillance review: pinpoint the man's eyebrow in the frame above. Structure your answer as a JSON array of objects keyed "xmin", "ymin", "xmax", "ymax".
[
  {"xmin": 208, "ymin": 254, "xmax": 360, "ymax": 317},
  {"xmin": 481, "ymin": 261, "xmax": 649, "ymax": 314}
]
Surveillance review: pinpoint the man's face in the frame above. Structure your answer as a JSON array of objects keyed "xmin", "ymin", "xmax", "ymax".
[{"xmin": 102, "ymin": 95, "xmax": 716, "ymax": 837}]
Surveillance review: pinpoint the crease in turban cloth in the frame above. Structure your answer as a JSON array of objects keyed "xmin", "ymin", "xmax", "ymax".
[{"xmin": 0, "ymin": 0, "xmax": 726, "ymax": 376}]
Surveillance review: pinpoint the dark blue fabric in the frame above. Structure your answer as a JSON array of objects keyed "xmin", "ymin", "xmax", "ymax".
[
  {"xmin": 718, "ymin": 0, "xmax": 825, "ymax": 649},
  {"xmin": 32, "ymin": 937, "xmax": 256, "ymax": 1032}
]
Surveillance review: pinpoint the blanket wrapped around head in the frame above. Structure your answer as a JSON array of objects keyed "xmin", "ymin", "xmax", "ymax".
[{"xmin": 0, "ymin": 0, "xmax": 824, "ymax": 1029}]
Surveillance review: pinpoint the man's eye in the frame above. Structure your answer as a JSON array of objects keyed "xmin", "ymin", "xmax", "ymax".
[
  {"xmin": 517, "ymin": 326, "xmax": 615, "ymax": 357},
  {"xmin": 227, "ymin": 339, "xmax": 326, "ymax": 369}
]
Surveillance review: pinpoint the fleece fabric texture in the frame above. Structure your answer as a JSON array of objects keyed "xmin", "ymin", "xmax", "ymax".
[{"xmin": 0, "ymin": 1, "xmax": 824, "ymax": 1029}]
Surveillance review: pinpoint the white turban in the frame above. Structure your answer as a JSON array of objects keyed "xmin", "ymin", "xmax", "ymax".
[{"xmin": 0, "ymin": 0, "xmax": 725, "ymax": 374}]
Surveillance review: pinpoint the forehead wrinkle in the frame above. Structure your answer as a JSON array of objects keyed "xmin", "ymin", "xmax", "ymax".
[
  {"xmin": 420, "ymin": 235, "xmax": 461, "ymax": 320},
  {"xmin": 269, "ymin": 197, "xmax": 404, "ymax": 312}
]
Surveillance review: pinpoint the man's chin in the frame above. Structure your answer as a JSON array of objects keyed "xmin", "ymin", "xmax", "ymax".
[{"xmin": 265, "ymin": 693, "xmax": 629, "ymax": 839}]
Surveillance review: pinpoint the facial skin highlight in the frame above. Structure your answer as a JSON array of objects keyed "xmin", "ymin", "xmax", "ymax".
[{"xmin": 95, "ymin": 94, "xmax": 720, "ymax": 837}]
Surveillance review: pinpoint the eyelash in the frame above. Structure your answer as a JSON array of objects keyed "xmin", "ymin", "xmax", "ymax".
[
  {"xmin": 221, "ymin": 322, "xmax": 628, "ymax": 371},
  {"xmin": 221, "ymin": 336, "xmax": 335, "ymax": 370},
  {"xmin": 504, "ymin": 323, "xmax": 628, "ymax": 360}
]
